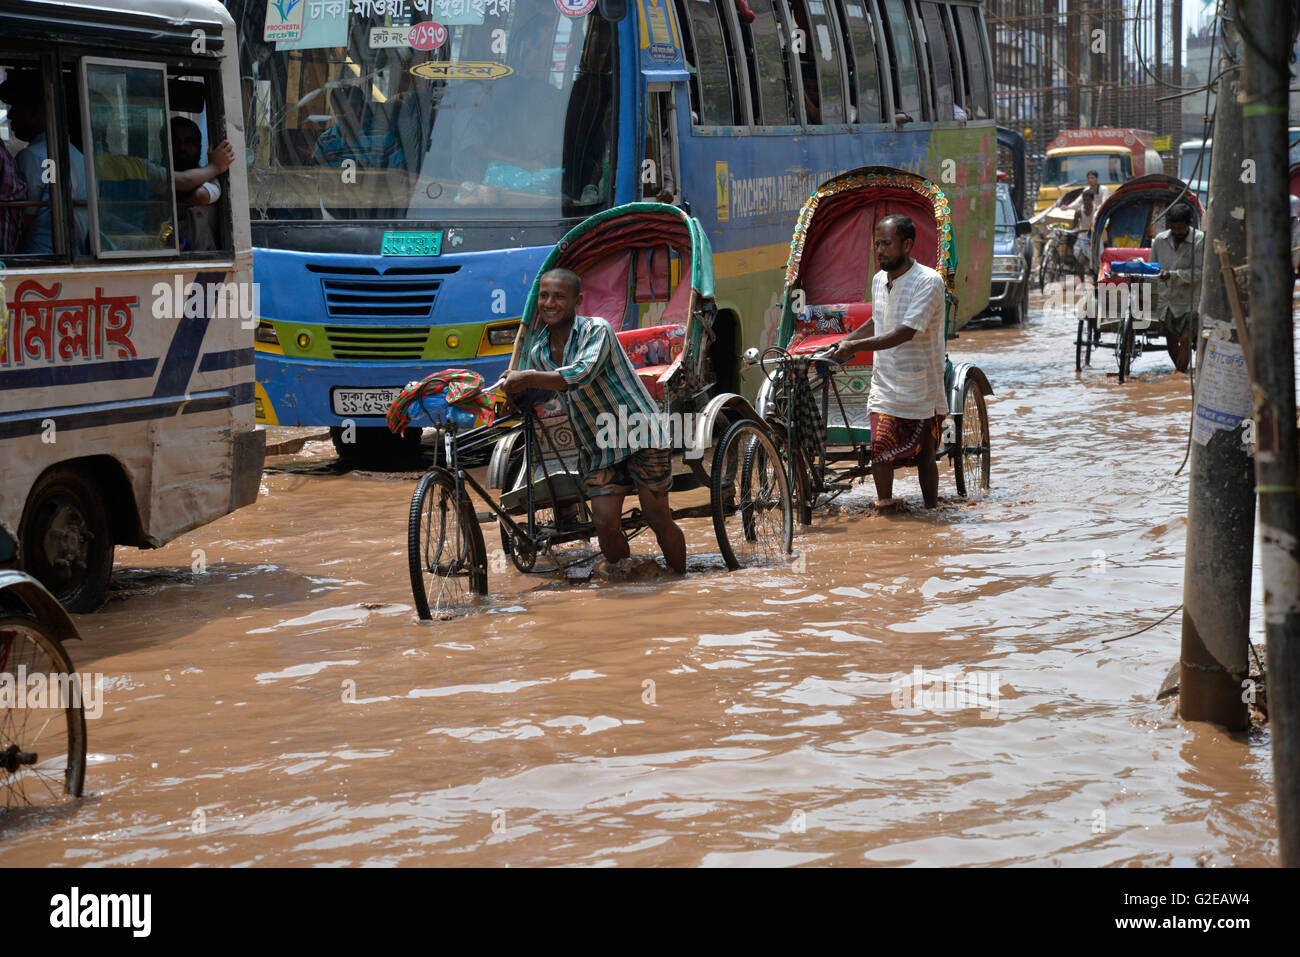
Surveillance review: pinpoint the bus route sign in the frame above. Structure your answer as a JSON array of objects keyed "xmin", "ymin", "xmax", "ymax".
[{"xmin": 381, "ymin": 231, "xmax": 443, "ymax": 257}]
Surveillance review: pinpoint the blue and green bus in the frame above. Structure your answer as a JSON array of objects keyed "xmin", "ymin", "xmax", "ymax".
[{"xmin": 229, "ymin": 0, "xmax": 997, "ymax": 459}]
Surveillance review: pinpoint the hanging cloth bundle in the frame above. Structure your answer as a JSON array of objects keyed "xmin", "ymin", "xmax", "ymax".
[{"xmin": 387, "ymin": 369, "xmax": 498, "ymax": 434}]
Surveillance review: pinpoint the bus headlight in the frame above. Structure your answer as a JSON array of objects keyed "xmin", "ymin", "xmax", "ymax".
[
  {"xmin": 255, "ymin": 321, "xmax": 280, "ymax": 346},
  {"xmin": 445, "ymin": 333, "xmax": 461, "ymax": 350},
  {"xmin": 487, "ymin": 325, "xmax": 518, "ymax": 347},
  {"xmin": 296, "ymin": 331, "xmax": 312, "ymax": 350}
]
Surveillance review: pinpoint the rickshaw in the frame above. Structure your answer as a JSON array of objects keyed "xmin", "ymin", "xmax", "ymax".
[
  {"xmin": 751, "ymin": 167, "xmax": 994, "ymax": 520},
  {"xmin": 1035, "ymin": 185, "xmax": 1092, "ymax": 289},
  {"xmin": 396, "ymin": 203, "xmax": 793, "ymax": 620},
  {"xmin": 1074, "ymin": 174, "xmax": 1204, "ymax": 381}
]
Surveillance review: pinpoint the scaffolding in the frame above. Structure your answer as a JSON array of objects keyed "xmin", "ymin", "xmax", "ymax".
[{"xmin": 984, "ymin": 0, "xmax": 1183, "ymax": 214}]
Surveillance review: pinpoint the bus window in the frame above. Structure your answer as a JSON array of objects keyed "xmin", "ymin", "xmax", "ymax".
[
  {"xmin": 679, "ymin": 0, "xmax": 740, "ymax": 125},
  {"xmin": 837, "ymin": 1, "xmax": 885, "ymax": 124},
  {"xmin": 918, "ymin": 2, "xmax": 955, "ymax": 120},
  {"xmin": 939, "ymin": 4, "xmax": 968, "ymax": 115},
  {"xmin": 744, "ymin": 0, "xmax": 798, "ymax": 126},
  {"xmin": 953, "ymin": 4, "xmax": 991, "ymax": 120},
  {"xmin": 798, "ymin": 0, "xmax": 847, "ymax": 124},
  {"xmin": 80, "ymin": 58, "xmax": 179, "ymax": 258},
  {"xmin": 236, "ymin": 5, "xmax": 615, "ymax": 222},
  {"xmin": 879, "ymin": 0, "xmax": 925, "ymax": 121},
  {"xmin": 786, "ymin": 1, "xmax": 822, "ymax": 123},
  {"xmin": 0, "ymin": 59, "xmax": 85, "ymax": 258}
]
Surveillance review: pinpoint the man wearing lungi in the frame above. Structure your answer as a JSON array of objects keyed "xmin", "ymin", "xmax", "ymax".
[
  {"xmin": 827, "ymin": 214, "xmax": 948, "ymax": 510},
  {"xmin": 1151, "ymin": 203, "xmax": 1203, "ymax": 374}
]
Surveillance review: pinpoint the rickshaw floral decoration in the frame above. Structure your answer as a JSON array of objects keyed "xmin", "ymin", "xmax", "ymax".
[{"xmin": 784, "ymin": 168, "xmax": 957, "ymax": 300}]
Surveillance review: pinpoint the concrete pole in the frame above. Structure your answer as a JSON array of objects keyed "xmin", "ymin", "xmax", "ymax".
[
  {"xmin": 1235, "ymin": 0, "xmax": 1300, "ymax": 867},
  {"xmin": 1179, "ymin": 14, "xmax": 1253, "ymax": 731}
]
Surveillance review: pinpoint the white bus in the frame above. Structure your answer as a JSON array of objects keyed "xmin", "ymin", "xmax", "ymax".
[{"xmin": 0, "ymin": 0, "xmax": 263, "ymax": 611}]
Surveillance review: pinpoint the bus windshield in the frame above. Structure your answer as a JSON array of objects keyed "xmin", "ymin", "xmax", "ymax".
[
  {"xmin": 232, "ymin": 1, "xmax": 616, "ymax": 222},
  {"xmin": 1041, "ymin": 152, "xmax": 1131, "ymax": 187}
]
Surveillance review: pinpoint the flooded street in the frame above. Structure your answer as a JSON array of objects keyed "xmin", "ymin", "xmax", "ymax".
[{"xmin": 0, "ymin": 290, "xmax": 1277, "ymax": 867}]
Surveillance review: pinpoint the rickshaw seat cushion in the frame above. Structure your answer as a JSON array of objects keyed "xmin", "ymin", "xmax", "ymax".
[
  {"xmin": 1099, "ymin": 247, "xmax": 1153, "ymax": 285},
  {"xmin": 635, "ymin": 365, "xmax": 673, "ymax": 401},
  {"xmin": 614, "ymin": 324, "xmax": 686, "ymax": 402}
]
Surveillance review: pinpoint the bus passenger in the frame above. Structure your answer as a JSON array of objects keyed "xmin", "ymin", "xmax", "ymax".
[
  {"xmin": 0, "ymin": 139, "xmax": 25, "ymax": 255},
  {"xmin": 826, "ymin": 215, "xmax": 947, "ymax": 511},
  {"xmin": 503, "ymin": 268, "xmax": 687, "ymax": 573},
  {"xmin": 313, "ymin": 86, "xmax": 403, "ymax": 169},
  {"xmin": 0, "ymin": 70, "xmax": 86, "ymax": 255},
  {"xmin": 168, "ymin": 116, "xmax": 233, "ymax": 251}
]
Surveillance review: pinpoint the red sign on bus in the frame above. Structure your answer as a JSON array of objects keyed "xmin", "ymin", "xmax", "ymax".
[{"xmin": 409, "ymin": 22, "xmax": 447, "ymax": 51}]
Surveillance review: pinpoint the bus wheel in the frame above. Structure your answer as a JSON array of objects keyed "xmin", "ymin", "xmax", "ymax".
[
  {"xmin": 18, "ymin": 468, "xmax": 114, "ymax": 613},
  {"xmin": 330, "ymin": 426, "xmax": 422, "ymax": 466}
]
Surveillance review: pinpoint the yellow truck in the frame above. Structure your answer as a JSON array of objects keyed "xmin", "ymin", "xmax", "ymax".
[{"xmin": 1035, "ymin": 128, "xmax": 1164, "ymax": 212}]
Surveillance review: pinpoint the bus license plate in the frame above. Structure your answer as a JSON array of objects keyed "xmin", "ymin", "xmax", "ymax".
[
  {"xmin": 331, "ymin": 387, "xmax": 403, "ymax": 417},
  {"xmin": 381, "ymin": 231, "xmax": 442, "ymax": 256}
]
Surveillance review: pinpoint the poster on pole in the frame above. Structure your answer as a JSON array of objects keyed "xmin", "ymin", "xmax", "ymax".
[{"xmin": 1191, "ymin": 337, "xmax": 1252, "ymax": 446}]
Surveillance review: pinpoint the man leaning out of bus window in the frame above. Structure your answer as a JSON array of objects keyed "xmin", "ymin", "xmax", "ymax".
[
  {"xmin": 166, "ymin": 116, "xmax": 234, "ymax": 251},
  {"xmin": 826, "ymin": 214, "xmax": 948, "ymax": 512},
  {"xmin": 502, "ymin": 268, "xmax": 688, "ymax": 574}
]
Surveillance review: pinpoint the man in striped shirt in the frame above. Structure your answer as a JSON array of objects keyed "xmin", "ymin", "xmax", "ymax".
[{"xmin": 504, "ymin": 268, "xmax": 686, "ymax": 572}]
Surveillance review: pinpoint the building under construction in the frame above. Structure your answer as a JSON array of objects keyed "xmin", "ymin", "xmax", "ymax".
[{"xmin": 984, "ymin": 0, "xmax": 1184, "ymax": 213}]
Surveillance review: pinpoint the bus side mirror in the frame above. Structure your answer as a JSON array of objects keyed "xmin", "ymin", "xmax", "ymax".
[
  {"xmin": 598, "ymin": 0, "xmax": 628, "ymax": 20},
  {"xmin": 1016, "ymin": 220, "xmax": 1032, "ymax": 236}
]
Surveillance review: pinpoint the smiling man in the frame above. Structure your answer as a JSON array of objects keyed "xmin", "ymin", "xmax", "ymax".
[
  {"xmin": 827, "ymin": 215, "xmax": 948, "ymax": 510},
  {"xmin": 503, "ymin": 268, "xmax": 687, "ymax": 573}
]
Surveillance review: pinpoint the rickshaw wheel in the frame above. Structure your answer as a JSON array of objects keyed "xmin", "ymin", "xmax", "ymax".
[
  {"xmin": 710, "ymin": 419, "xmax": 794, "ymax": 570},
  {"xmin": 407, "ymin": 469, "xmax": 488, "ymax": 622},
  {"xmin": 1116, "ymin": 316, "xmax": 1135, "ymax": 384},
  {"xmin": 758, "ymin": 369, "xmax": 815, "ymax": 525},
  {"xmin": 953, "ymin": 384, "xmax": 991, "ymax": 498},
  {"xmin": 0, "ymin": 615, "xmax": 87, "ymax": 807},
  {"xmin": 499, "ymin": 522, "xmax": 537, "ymax": 573},
  {"xmin": 1075, "ymin": 319, "xmax": 1088, "ymax": 372}
]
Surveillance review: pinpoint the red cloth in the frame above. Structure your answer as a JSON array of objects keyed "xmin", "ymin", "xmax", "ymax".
[{"xmin": 870, "ymin": 412, "xmax": 944, "ymax": 467}]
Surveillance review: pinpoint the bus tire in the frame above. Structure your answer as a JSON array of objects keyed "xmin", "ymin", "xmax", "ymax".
[
  {"xmin": 18, "ymin": 467, "xmax": 114, "ymax": 613},
  {"xmin": 330, "ymin": 425, "xmax": 422, "ymax": 465}
]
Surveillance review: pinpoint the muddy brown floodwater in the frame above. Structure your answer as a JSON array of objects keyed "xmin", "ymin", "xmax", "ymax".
[{"xmin": 0, "ymin": 289, "xmax": 1280, "ymax": 866}]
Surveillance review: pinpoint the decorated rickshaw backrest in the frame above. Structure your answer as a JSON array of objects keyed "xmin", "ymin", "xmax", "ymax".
[
  {"xmin": 1092, "ymin": 175, "xmax": 1203, "ymax": 252},
  {"xmin": 783, "ymin": 168, "xmax": 958, "ymax": 341},
  {"xmin": 517, "ymin": 204, "xmax": 713, "ymax": 362}
]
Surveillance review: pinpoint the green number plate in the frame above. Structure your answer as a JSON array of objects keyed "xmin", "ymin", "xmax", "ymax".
[{"xmin": 381, "ymin": 231, "xmax": 442, "ymax": 256}]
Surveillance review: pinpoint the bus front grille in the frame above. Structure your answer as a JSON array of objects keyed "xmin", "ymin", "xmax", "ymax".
[
  {"xmin": 320, "ymin": 278, "xmax": 442, "ymax": 321},
  {"xmin": 324, "ymin": 326, "xmax": 431, "ymax": 361}
]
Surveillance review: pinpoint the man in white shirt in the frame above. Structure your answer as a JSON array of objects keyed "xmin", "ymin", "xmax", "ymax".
[
  {"xmin": 828, "ymin": 214, "xmax": 948, "ymax": 509},
  {"xmin": 1066, "ymin": 170, "xmax": 1110, "ymax": 210}
]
